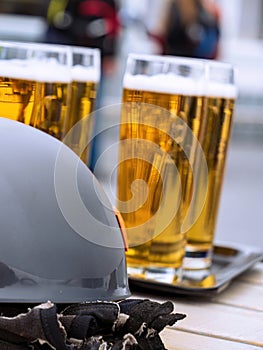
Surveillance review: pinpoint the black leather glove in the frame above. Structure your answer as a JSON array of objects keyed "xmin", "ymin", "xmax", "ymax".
[{"xmin": 0, "ymin": 299, "xmax": 186, "ymax": 349}]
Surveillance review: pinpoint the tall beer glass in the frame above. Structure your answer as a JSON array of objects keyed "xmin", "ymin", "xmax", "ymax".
[
  {"xmin": 0, "ymin": 41, "xmax": 72, "ymax": 140},
  {"xmin": 183, "ymin": 61, "xmax": 238, "ymax": 269},
  {"xmin": 63, "ymin": 47, "xmax": 100, "ymax": 166},
  {"xmin": 116, "ymin": 54, "xmax": 207, "ymax": 280}
]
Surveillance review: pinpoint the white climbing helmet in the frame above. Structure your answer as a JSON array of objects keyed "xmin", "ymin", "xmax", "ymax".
[{"xmin": 0, "ymin": 118, "xmax": 130, "ymax": 303}]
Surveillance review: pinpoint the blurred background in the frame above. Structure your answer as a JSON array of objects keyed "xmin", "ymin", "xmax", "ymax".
[{"xmin": 0, "ymin": 0, "xmax": 262, "ymax": 248}]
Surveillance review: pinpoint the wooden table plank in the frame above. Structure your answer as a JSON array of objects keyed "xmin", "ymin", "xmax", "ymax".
[
  {"xmin": 239, "ymin": 263, "xmax": 263, "ymax": 285},
  {"xmin": 171, "ymin": 302, "xmax": 263, "ymax": 347},
  {"xmin": 161, "ymin": 328, "xmax": 263, "ymax": 350},
  {"xmin": 213, "ymin": 280, "xmax": 263, "ymax": 311},
  {"xmin": 132, "ymin": 294, "xmax": 263, "ymax": 347}
]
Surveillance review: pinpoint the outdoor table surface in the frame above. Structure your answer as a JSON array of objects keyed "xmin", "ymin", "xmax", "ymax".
[{"xmin": 132, "ymin": 261, "xmax": 263, "ymax": 350}]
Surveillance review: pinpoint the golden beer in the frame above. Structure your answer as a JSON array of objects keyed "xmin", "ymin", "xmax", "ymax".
[
  {"xmin": 30, "ymin": 80, "xmax": 70, "ymax": 140},
  {"xmin": 0, "ymin": 76, "xmax": 70, "ymax": 140},
  {"xmin": 0, "ymin": 77, "xmax": 35, "ymax": 124},
  {"xmin": 117, "ymin": 59, "xmax": 206, "ymax": 275},
  {"xmin": 64, "ymin": 79, "xmax": 98, "ymax": 164},
  {"xmin": 62, "ymin": 47, "xmax": 100, "ymax": 166},
  {"xmin": 184, "ymin": 94, "xmax": 236, "ymax": 266},
  {"xmin": 0, "ymin": 77, "xmax": 69, "ymax": 140}
]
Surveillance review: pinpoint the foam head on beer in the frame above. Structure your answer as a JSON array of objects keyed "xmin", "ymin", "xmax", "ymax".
[
  {"xmin": 0, "ymin": 58, "xmax": 71, "ymax": 83},
  {"xmin": 71, "ymin": 65, "xmax": 100, "ymax": 83},
  {"xmin": 123, "ymin": 54, "xmax": 206, "ymax": 96}
]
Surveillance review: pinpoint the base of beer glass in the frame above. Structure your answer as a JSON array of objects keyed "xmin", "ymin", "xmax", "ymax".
[
  {"xmin": 183, "ymin": 246, "xmax": 213, "ymax": 270},
  {"xmin": 127, "ymin": 265, "xmax": 183, "ymax": 284}
]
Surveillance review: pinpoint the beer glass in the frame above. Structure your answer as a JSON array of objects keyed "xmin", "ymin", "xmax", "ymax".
[
  {"xmin": 63, "ymin": 47, "xmax": 100, "ymax": 166},
  {"xmin": 183, "ymin": 61, "xmax": 238, "ymax": 269},
  {"xmin": 0, "ymin": 41, "xmax": 72, "ymax": 140},
  {"xmin": 116, "ymin": 54, "xmax": 207, "ymax": 281}
]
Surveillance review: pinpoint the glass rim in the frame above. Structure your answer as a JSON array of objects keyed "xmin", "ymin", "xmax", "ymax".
[
  {"xmin": 71, "ymin": 46, "xmax": 100, "ymax": 56},
  {"xmin": 0, "ymin": 40, "xmax": 72, "ymax": 54},
  {"xmin": 126, "ymin": 53, "xmax": 206, "ymax": 67}
]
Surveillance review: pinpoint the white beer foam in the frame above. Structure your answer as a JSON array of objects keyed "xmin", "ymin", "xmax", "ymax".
[
  {"xmin": 71, "ymin": 65, "xmax": 100, "ymax": 83},
  {"xmin": 123, "ymin": 73, "xmax": 205, "ymax": 96},
  {"xmin": 0, "ymin": 59, "xmax": 71, "ymax": 83},
  {"xmin": 204, "ymin": 82, "xmax": 238, "ymax": 99},
  {"xmin": 123, "ymin": 73, "xmax": 238, "ymax": 99}
]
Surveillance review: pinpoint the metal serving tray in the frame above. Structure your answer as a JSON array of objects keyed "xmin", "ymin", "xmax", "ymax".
[{"xmin": 128, "ymin": 242, "xmax": 263, "ymax": 297}]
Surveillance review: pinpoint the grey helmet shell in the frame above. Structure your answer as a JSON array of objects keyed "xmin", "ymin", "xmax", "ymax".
[{"xmin": 0, "ymin": 118, "xmax": 130, "ymax": 303}]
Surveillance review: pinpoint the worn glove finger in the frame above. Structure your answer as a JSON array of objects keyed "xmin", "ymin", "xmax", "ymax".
[
  {"xmin": 118, "ymin": 299, "xmax": 184, "ymax": 335},
  {"xmin": 151, "ymin": 312, "xmax": 186, "ymax": 333},
  {"xmin": 122, "ymin": 300, "xmax": 173, "ymax": 323}
]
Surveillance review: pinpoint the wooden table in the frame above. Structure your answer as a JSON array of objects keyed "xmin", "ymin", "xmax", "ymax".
[{"xmin": 132, "ymin": 261, "xmax": 263, "ymax": 349}]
